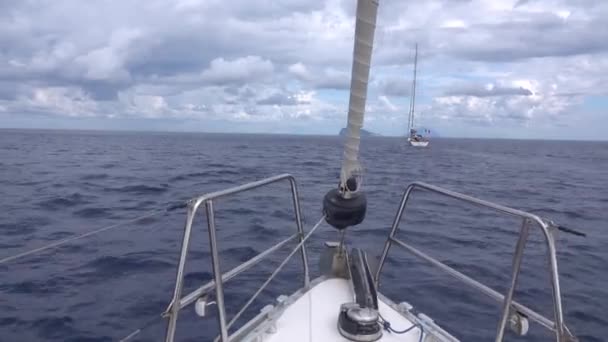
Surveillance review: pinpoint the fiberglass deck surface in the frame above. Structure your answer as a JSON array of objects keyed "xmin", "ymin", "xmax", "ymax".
[{"xmin": 257, "ymin": 278, "xmax": 424, "ymax": 342}]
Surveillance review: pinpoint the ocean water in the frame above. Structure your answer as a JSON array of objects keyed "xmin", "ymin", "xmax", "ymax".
[{"xmin": 0, "ymin": 129, "xmax": 606, "ymax": 342}]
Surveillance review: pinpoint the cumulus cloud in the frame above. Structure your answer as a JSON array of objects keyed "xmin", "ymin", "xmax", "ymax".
[
  {"xmin": 429, "ymin": 78, "xmax": 579, "ymax": 125},
  {"xmin": 0, "ymin": 0, "xmax": 606, "ymax": 137},
  {"xmin": 17, "ymin": 87, "xmax": 98, "ymax": 117},
  {"xmin": 74, "ymin": 28, "xmax": 142, "ymax": 81},
  {"xmin": 378, "ymin": 77, "xmax": 411, "ymax": 96},
  {"xmin": 201, "ymin": 56, "xmax": 274, "ymax": 85},
  {"xmin": 288, "ymin": 63, "xmax": 309, "ymax": 80},
  {"xmin": 444, "ymin": 83, "xmax": 533, "ymax": 97},
  {"xmin": 288, "ymin": 63, "xmax": 350, "ymax": 89},
  {"xmin": 257, "ymin": 90, "xmax": 312, "ymax": 106}
]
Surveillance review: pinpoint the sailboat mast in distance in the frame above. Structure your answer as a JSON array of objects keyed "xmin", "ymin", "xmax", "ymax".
[
  {"xmin": 407, "ymin": 43, "xmax": 429, "ymax": 147},
  {"xmin": 410, "ymin": 43, "xmax": 418, "ymax": 135},
  {"xmin": 407, "ymin": 44, "xmax": 418, "ymax": 137}
]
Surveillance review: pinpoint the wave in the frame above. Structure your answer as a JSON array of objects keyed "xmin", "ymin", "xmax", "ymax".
[
  {"xmin": 169, "ymin": 172, "xmax": 208, "ymax": 182},
  {"xmin": 80, "ymin": 174, "xmax": 109, "ymax": 181},
  {"xmin": 37, "ymin": 193, "xmax": 91, "ymax": 210},
  {"xmin": 106, "ymin": 184, "xmax": 169, "ymax": 195},
  {"xmin": 1, "ymin": 276, "xmax": 74, "ymax": 295},
  {"xmin": 73, "ymin": 207, "xmax": 112, "ymax": 218},
  {"xmin": 32, "ymin": 316, "xmax": 75, "ymax": 335},
  {"xmin": 1, "ymin": 131, "xmax": 606, "ymax": 342},
  {"xmin": 0, "ymin": 217, "xmax": 51, "ymax": 236},
  {"xmin": 73, "ymin": 254, "xmax": 173, "ymax": 283}
]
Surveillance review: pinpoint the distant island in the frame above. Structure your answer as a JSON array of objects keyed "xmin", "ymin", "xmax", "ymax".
[{"xmin": 339, "ymin": 128, "xmax": 381, "ymax": 137}]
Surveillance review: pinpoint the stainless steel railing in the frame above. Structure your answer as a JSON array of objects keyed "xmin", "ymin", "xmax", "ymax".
[
  {"xmin": 164, "ymin": 174, "xmax": 310, "ymax": 342},
  {"xmin": 374, "ymin": 182, "xmax": 575, "ymax": 342}
]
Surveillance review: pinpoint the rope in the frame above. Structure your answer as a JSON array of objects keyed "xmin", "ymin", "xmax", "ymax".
[
  {"xmin": 378, "ymin": 312, "xmax": 424, "ymax": 342},
  {"xmin": 225, "ymin": 215, "xmax": 326, "ymax": 331},
  {"xmin": 0, "ymin": 202, "xmax": 186, "ymax": 265},
  {"xmin": 118, "ymin": 312, "xmax": 167, "ymax": 342}
]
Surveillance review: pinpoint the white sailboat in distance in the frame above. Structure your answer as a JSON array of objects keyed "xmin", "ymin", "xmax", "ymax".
[{"xmin": 407, "ymin": 44, "xmax": 430, "ymax": 147}]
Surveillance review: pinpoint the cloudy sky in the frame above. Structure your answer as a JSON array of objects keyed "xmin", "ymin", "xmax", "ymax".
[{"xmin": 1, "ymin": 0, "xmax": 606, "ymax": 139}]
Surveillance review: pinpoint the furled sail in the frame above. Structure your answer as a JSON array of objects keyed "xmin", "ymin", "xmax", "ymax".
[{"xmin": 339, "ymin": 0, "xmax": 379, "ymax": 194}]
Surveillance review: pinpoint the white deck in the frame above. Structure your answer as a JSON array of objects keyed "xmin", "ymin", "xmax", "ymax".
[{"xmin": 248, "ymin": 278, "xmax": 424, "ymax": 342}]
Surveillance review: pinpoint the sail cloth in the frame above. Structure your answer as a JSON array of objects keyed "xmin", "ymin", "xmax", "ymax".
[{"xmin": 340, "ymin": 0, "xmax": 379, "ymax": 194}]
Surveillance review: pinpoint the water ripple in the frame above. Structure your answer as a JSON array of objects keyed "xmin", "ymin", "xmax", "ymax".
[{"xmin": 0, "ymin": 131, "xmax": 605, "ymax": 342}]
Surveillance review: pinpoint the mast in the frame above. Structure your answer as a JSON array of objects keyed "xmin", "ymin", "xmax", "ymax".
[
  {"xmin": 407, "ymin": 67, "xmax": 414, "ymax": 135},
  {"xmin": 408, "ymin": 43, "xmax": 418, "ymax": 136},
  {"xmin": 322, "ymin": 0, "xmax": 378, "ymax": 232},
  {"xmin": 337, "ymin": 0, "xmax": 379, "ymax": 194}
]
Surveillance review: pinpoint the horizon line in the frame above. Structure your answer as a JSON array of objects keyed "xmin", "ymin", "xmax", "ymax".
[{"xmin": 1, "ymin": 126, "xmax": 606, "ymax": 142}]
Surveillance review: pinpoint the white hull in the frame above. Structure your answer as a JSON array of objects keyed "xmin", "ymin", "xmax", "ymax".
[
  {"xmin": 236, "ymin": 277, "xmax": 457, "ymax": 342},
  {"xmin": 409, "ymin": 140, "xmax": 429, "ymax": 147}
]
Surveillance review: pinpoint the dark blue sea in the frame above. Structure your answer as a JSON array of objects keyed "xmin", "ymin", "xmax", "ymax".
[{"xmin": 0, "ymin": 129, "xmax": 606, "ymax": 342}]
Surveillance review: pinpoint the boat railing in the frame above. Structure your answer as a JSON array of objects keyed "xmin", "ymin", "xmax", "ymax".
[
  {"xmin": 375, "ymin": 181, "xmax": 575, "ymax": 342},
  {"xmin": 164, "ymin": 173, "xmax": 311, "ymax": 342}
]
